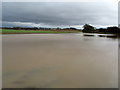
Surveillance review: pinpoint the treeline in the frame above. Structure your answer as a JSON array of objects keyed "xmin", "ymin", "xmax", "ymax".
[
  {"xmin": 82, "ymin": 24, "xmax": 120, "ymax": 34},
  {"xmin": 1, "ymin": 27, "xmax": 79, "ymax": 31},
  {"xmin": 1, "ymin": 24, "xmax": 120, "ymax": 34}
]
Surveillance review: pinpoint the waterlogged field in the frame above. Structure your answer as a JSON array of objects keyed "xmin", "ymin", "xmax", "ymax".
[
  {"xmin": 1, "ymin": 29, "xmax": 80, "ymax": 34},
  {"xmin": 2, "ymin": 34, "xmax": 118, "ymax": 88}
]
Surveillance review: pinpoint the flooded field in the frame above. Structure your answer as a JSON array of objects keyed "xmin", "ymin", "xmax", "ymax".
[{"xmin": 2, "ymin": 33, "xmax": 118, "ymax": 88}]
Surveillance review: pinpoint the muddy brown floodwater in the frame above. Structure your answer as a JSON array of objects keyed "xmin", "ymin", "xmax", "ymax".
[{"xmin": 2, "ymin": 34, "xmax": 118, "ymax": 88}]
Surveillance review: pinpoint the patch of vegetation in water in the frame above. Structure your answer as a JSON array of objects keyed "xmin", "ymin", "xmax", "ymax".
[
  {"xmin": 98, "ymin": 35, "xmax": 106, "ymax": 37},
  {"xmin": 83, "ymin": 34, "xmax": 94, "ymax": 37},
  {"xmin": 98, "ymin": 35, "xmax": 118, "ymax": 39},
  {"xmin": 106, "ymin": 35, "xmax": 118, "ymax": 38}
]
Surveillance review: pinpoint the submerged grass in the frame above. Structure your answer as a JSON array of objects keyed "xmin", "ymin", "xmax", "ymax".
[
  {"xmin": 83, "ymin": 34, "xmax": 94, "ymax": 37},
  {"xmin": 1, "ymin": 29, "xmax": 80, "ymax": 34}
]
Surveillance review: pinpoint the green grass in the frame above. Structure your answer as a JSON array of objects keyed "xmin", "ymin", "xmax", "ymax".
[{"xmin": 1, "ymin": 29, "xmax": 80, "ymax": 34}]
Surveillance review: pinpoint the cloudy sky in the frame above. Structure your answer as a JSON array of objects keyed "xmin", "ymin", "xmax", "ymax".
[{"xmin": 2, "ymin": 2, "xmax": 118, "ymax": 28}]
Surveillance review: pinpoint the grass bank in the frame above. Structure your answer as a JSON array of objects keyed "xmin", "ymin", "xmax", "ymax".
[{"xmin": 1, "ymin": 29, "xmax": 80, "ymax": 34}]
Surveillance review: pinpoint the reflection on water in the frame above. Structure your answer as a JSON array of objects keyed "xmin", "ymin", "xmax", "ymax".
[{"xmin": 2, "ymin": 33, "xmax": 118, "ymax": 88}]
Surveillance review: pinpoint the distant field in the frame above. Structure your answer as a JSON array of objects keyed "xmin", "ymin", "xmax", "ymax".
[{"xmin": 1, "ymin": 29, "xmax": 80, "ymax": 34}]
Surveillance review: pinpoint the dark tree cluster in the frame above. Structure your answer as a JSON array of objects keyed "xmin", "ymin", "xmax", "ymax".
[
  {"xmin": 82, "ymin": 24, "xmax": 95, "ymax": 33},
  {"xmin": 82, "ymin": 24, "xmax": 120, "ymax": 34}
]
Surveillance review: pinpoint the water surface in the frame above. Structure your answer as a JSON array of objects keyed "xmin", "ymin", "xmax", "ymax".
[{"xmin": 2, "ymin": 33, "xmax": 118, "ymax": 88}]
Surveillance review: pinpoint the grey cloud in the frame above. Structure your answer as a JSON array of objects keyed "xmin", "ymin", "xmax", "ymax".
[{"xmin": 2, "ymin": 2, "xmax": 118, "ymax": 27}]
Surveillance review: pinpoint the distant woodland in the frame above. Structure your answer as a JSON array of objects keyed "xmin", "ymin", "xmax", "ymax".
[{"xmin": 1, "ymin": 24, "xmax": 120, "ymax": 34}]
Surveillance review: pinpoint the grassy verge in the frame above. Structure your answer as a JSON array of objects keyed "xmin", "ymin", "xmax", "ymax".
[{"xmin": 1, "ymin": 29, "xmax": 80, "ymax": 34}]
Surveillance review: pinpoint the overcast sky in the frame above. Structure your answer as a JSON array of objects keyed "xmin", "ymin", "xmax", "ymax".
[{"xmin": 2, "ymin": 2, "xmax": 118, "ymax": 28}]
